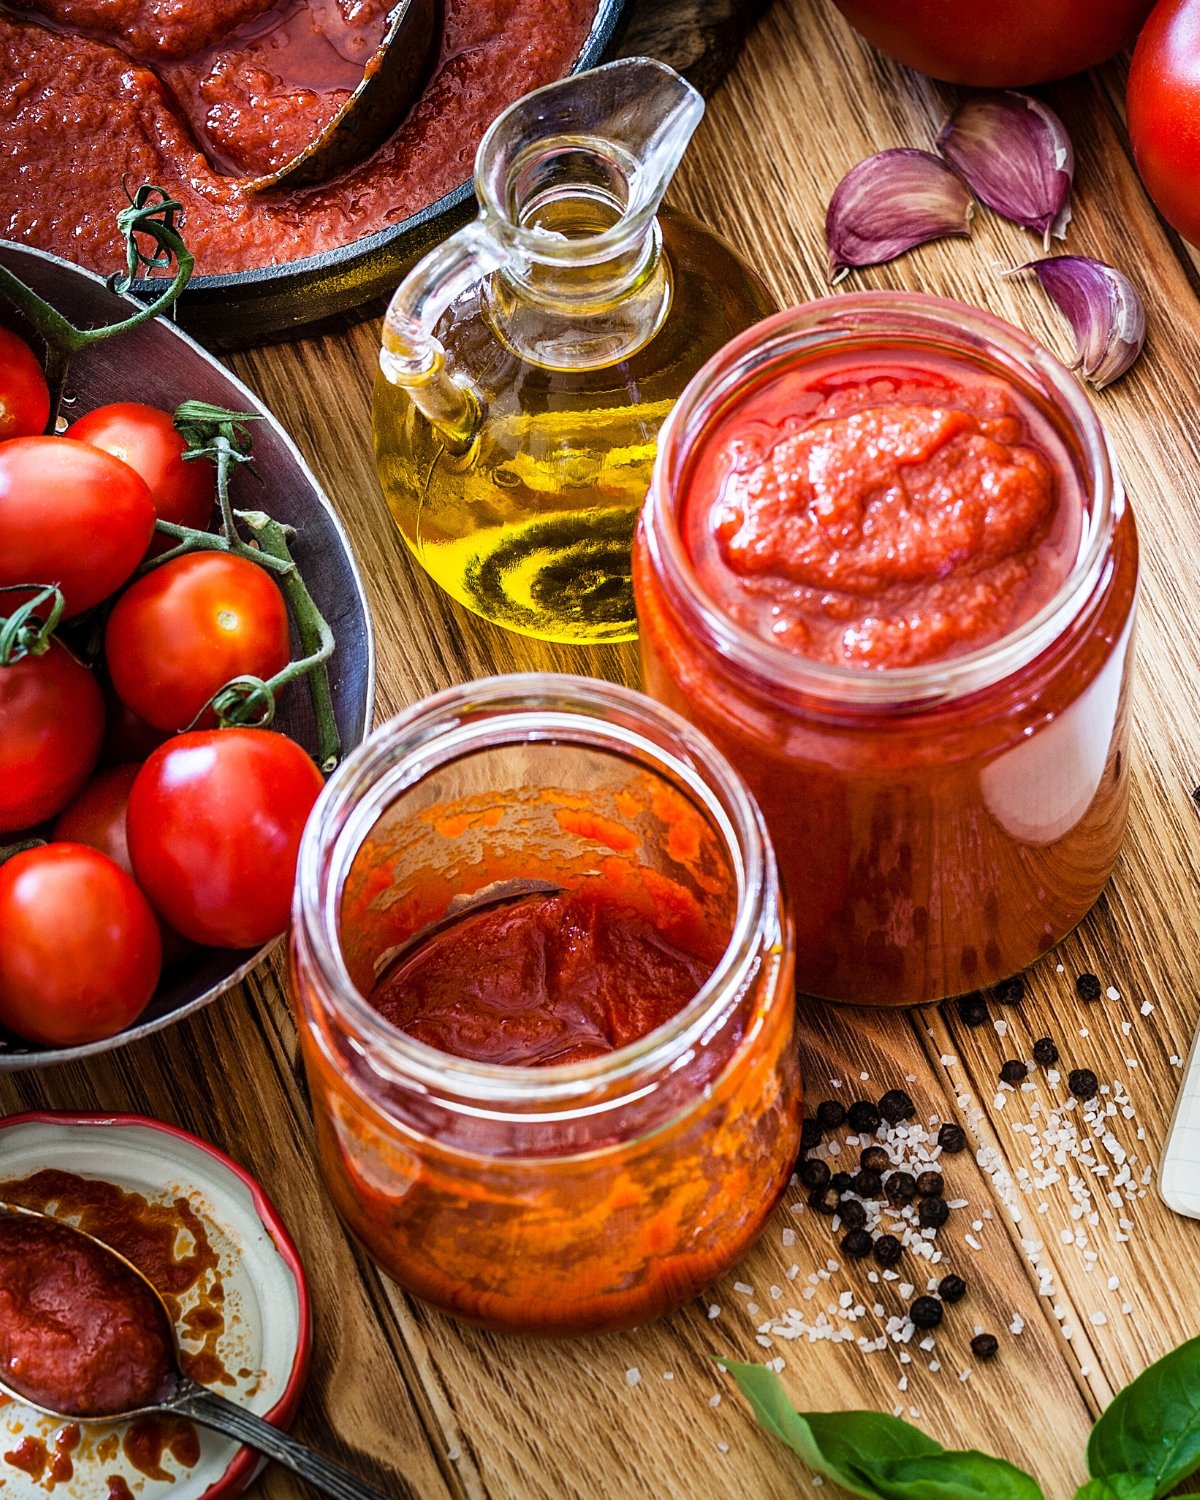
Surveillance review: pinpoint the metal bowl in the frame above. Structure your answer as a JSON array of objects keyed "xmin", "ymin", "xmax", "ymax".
[
  {"xmin": 0, "ymin": 243, "xmax": 376, "ymax": 1070},
  {"xmin": 149, "ymin": 0, "xmax": 629, "ymax": 349}
]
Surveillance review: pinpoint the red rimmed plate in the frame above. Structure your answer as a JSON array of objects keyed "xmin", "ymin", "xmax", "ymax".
[{"xmin": 0, "ymin": 1111, "xmax": 311, "ymax": 1500}]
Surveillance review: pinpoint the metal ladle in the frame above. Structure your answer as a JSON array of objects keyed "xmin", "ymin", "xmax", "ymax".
[
  {"xmin": 0, "ymin": 1204, "xmax": 398, "ymax": 1500},
  {"xmin": 246, "ymin": 0, "xmax": 440, "ymax": 192}
]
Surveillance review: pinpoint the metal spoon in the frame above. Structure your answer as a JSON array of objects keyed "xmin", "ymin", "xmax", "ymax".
[{"xmin": 0, "ymin": 1203, "xmax": 398, "ymax": 1500}]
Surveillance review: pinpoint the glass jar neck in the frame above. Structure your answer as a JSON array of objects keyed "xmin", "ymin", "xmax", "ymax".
[{"xmin": 643, "ymin": 292, "xmax": 1123, "ymax": 713}]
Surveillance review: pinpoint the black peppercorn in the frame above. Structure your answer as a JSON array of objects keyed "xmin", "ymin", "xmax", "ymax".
[
  {"xmin": 800, "ymin": 1117, "xmax": 823, "ymax": 1153},
  {"xmin": 847, "ymin": 1100, "xmax": 882, "ymax": 1134},
  {"xmin": 799, "ymin": 1158, "xmax": 831, "ymax": 1190},
  {"xmin": 884, "ymin": 1171, "xmax": 917, "ymax": 1203},
  {"xmin": 937, "ymin": 1123, "xmax": 967, "ymax": 1154},
  {"xmin": 807, "ymin": 1184, "xmax": 840, "ymax": 1215},
  {"xmin": 955, "ymin": 991, "xmax": 989, "ymax": 1027},
  {"xmin": 918, "ymin": 1196, "xmax": 950, "ymax": 1229},
  {"xmin": 816, "ymin": 1099, "xmax": 847, "ymax": 1130},
  {"xmin": 838, "ymin": 1198, "xmax": 867, "ymax": 1231},
  {"xmin": 1032, "ymin": 1037, "xmax": 1059, "ymax": 1068},
  {"xmin": 993, "ymin": 975, "xmax": 1025, "ymax": 1005},
  {"xmin": 853, "ymin": 1168, "xmax": 883, "ymax": 1199},
  {"xmin": 1075, "ymin": 972, "xmax": 1103, "ymax": 1002},
  {"xmin": 910, "ymin": 1295, "xmax": 943, "ymax": 1329},
  {"xmin": 970, "ymin": 1332, "xmax": 1000, "ymax": 1360},
  {"xmin": 999, "ymin": 1059, "xmax": 1028, "ymax": 1085},
  {"xmin": 860, "ymin": 1145, "xmax": 890, "ymax": 1173},
  {"xmin": 938, "ymin": 1274, "xmax": 967, "ymax": 1303},
  {"xmin": 1068, "ymin": 1068, "xmax": 1099, "ymax": 1100},
  {"xmin": 873, "ymin": 1234, "xmax": 903, "ymax": 1267},
  {"xmin": 830, "ymin": 1170, "xmax": 854, "ymax": 1193},
  {"xmin": 916, "ymin": 1171, "xmax": 944, "ymax": 1198},
  {"xmin": 878, "ymin": 1089, "xmax": 916, "ymax": 1124},
  {"xmin": 841, "ymin": 1228, "xmax": 873, "ymax": 1260}
]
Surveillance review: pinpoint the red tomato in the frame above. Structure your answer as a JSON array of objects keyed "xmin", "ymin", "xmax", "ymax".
[
  {"xmin": 105, "ymin": 552, "xmax": 292, "ymax": 732},
  {"xmin": 53, "ymin": 763, "xmax": 195, "ymax": 968},
  {"xmin": 0, "ymin": 843, "xmax": 161, "ymax": 1047},
  {"xmin": 0, "ymin": 329, "xmax": 50, "ymax": 441},
  {"xmin": 1128, "ymin": 0, "xmax": 1200, "ymax": 246},
  {"xmin": 99, "ymin": 686, "xmax": 170, "ymax": 767},
  {"xmin": 0, "ymin": 437, "xmax": 156, "ymax": 616},
  {"xmin": 127, "ymin": 729, "xmax": 325, "ymax": 948},
  {"xmin": 830, "ymin": 0, "xmax": 1154, "ymax": 84},
  {"xmin": 0, "ymin": 641, "xmax": 105, "ymax": 833},
  {"xmin": 67, "ymin": 402, "xmax": 214, "ymax": 553}
]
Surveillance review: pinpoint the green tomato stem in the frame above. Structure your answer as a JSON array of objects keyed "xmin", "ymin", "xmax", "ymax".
[{"xmin": 0, "ymin": 585, "xmax": 65, "ymax": 665}]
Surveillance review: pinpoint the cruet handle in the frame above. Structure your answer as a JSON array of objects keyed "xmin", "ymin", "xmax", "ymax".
[{"xmin": 378, "ymin": 219, "xmax": 508, "ymax": 451}]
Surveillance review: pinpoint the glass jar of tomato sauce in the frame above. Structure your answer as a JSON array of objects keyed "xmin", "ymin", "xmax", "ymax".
[
  {"xmin": 634, "ymin": 293, "xmax": 1138, "ymax": 1007},
  {"xmin": 290, "ymin": 675, "xmax": 799, "ymax": 1335}
]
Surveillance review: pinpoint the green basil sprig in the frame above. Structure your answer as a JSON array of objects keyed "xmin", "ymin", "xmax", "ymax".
[{"xmin": 720, "ymin": 1336, "xmax": 1200, "ymax": 1499}]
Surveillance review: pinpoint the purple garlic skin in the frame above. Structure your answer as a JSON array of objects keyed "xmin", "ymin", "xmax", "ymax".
[
  {"xmin": 1024, "ymin": 256, "xmax": 1145, "ymax": 390},
  {"xmin": 825, "ymin": 148, "xmax": 973, "ymax": 282},
  {"xmin": 938, "ymin": 92, "xmax": 1074, "ymax": 249}
]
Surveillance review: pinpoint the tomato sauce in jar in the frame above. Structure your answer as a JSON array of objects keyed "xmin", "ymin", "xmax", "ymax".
[
  {"xmin": 290, "ymin": 676, "xmax": 800, "ymax": 1335},
  {"xmin": 634, "ymin": 294, "xmax": 1138, "ymax": 1006}
]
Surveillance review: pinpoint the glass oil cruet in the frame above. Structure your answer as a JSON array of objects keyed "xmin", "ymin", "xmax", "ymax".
[{"xmin": 372, "ymin": 56, "xmax": 777, "ymax": 645}]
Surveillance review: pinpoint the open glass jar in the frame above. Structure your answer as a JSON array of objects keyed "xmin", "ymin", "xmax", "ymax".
[
  {"xmin": 634, "ymin": 293, "xmax": 1139, "ymax": 1007},
  {"xmin": 290, "ymin": 675, "xmax": 799, "ymax": 1335}
]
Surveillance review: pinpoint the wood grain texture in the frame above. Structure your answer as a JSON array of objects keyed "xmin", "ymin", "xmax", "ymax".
[{"xmin": 4, "ymin": 1, "xmax": 1200, "ymax": 1497}]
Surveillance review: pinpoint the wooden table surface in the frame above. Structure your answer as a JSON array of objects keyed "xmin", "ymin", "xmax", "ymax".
[{"xmin": 5, "ymin": 2, "xmax": 1200, "ymax": 1497}]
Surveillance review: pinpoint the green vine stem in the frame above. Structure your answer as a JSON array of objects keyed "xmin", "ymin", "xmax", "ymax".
[
  {"xmin": 0, "ymin": 185, "xmax": 195, "ymax": 427},
  {"xmin": 0, "ymin": 585, "xmax": 65, "ymax": 665}
]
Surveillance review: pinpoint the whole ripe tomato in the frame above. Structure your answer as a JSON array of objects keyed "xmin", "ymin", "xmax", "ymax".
[
  {"xmin": 67, "ymin": 402, "xmax": 214, "ymax": 553},
  {"xmin": 0, "ymin": 329, "xmax": 50, "ymax": 441},
  {"xmin": 105, "ymin": 552, "xmax": 292, "ymax": 731},
  {"xmin": 1127, "ymin": 0, "xmax": 1200, "ymax": 247},
  {"xmin": 53, "ymin": 763, "xmax": 195, "ymax": 968},
  {"xmin": 0, "ymin": 843, "xmax": 161, "ymax": 1047},
  {"xmin": 0, "ymin": 437, "xmax": 156, "ymax": 617},
  {"xmin": 127, "ymin": 729, "xmax": 325, "ymax": 948},
  {"xmin": 0, "ymin": 641, "xmax": 105, "ymax": 833},
  {"xmin": 830, "ymin": 0, "xmax": 1155, "ymax": 84}
]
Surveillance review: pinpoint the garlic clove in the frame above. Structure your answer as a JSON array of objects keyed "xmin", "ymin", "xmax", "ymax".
[
  {"xmin": 1023, "ymin": 255, "xmax": 1145, "ymax": 389},
  {"xmin": 937, "ymin": 92, "xmax": 1074, "ymax": 249},
  {"xmin": 825, "ymin": 148, "xmax": 974, "ymax": 283}
]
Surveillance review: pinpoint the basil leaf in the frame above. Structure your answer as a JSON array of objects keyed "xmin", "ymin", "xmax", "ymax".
[
  {"xmin": 717, "ymin": 1362, "xmax": 938, "ymax": 1497},
  {"xmin": 1087, "ymin": 1337, "xmax": 1200, "ymax": 1496},
  {"xmin": 855, "ymin": 1452, "xmax": 1044, "ymax": 1500},
  {"xmin": 1076, "ymin": 1479, "xmax": 1156, "ymax": 1500}
]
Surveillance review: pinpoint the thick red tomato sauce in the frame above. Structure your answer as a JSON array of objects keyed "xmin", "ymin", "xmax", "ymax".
[
  {"xmin": 0, "ymin": 0, "xmax": 598, "ymax": 276},
  {"xmin": 682, "ymin": 357, "xmax": 1084, "ymax": 669}
]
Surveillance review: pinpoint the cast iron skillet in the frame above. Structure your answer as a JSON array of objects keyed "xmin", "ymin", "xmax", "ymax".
[{"xmin": 144, "ymin": 0, "xmax": 630, "ymax": 349}]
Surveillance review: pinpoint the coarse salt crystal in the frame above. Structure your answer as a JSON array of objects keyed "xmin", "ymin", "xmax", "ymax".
[
  {"xmin": 709, "ymin": 1394, "xmax": 721, "ymax": 1408},
  {"xmin": 626, "ymin": 1368, "xmax": 641, "ymax": 1386},
  {"xmin": 717, "ymin": 1442, "xmax": 729, "ymax": 1454},
  {"xmin": 782, "ymin": 1228, "xmax": 796, "ymax": 1247},
  {"xmin": 1107, "ymin": 986, "xmax": 1121, "ymax": 1001},
  {"xmin": 1090, "ymin": 1311, "xmax": 1108, "ymax": 1326},
  {"xmin": 708, "ymin": 1304, "xmax": 721, "ymax": 1319},
  {"xmin": 734, "ymin": 1282, "xmax": 754, "ymax": 1295},
  {"xmin": 1140, "ymin": 1000, "xmax": 1154, "ymax": 1015}
]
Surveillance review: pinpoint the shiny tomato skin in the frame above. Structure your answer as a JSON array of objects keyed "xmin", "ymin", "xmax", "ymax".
[
  {"xmin": 67, "ymin": 402, "xmax": 214, "ymax": 553},
  {"xmin": 831, "ymin": 0, "xmax": 1154, "ymax": 84},
  {"xmin": 1128, "ymin": 0, "xmax": 1200, "ymax": 246},
  {"xmin": 0, "ymin": 843, "xmax": 161, "ymax": 1047},
  {"xmin": 0, "ymin": 329, "xmax": 50, "ymax": 441},
  {"xmin": 127, "ymin": 729, "xmax": 325, "ymax": 948},
  {"xmin": 53, "ymin": 762, "xmax": 195, "ymax": 968},
  {"xmin": 105, "ymin": 552, "xmax": 292, "ymax": 732},
  {"xmin": 0, "ymin": 641, "xmax": 105, "ymax": 833},
  {"xmin": 0, "ymin": 436, "xmax": 156, "ymax": 616}
]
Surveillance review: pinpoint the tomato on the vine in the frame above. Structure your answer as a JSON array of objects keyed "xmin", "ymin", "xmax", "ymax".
[
  {"xmin": 127, "ymin": 729, "xmax": 325, "ymax": 948},
  {"xmin": 830, "ymin": 0, "xmax": 1155, "ymax": 85},
  {"xmin": 105, "ymin": 551, "xmax": 292, "ymax": 731},
  {"xmin": 0, "ymin": 843, "xmax": 161, "ymax": 1047},
  {"xmin": 1128, "ymin": 0, "xmax": 1200, "ymax": 248},
  {"xmin": 68, "ymin": 402, "xmax": 214, "ymax": 551},
  {"xmin": 0, "ymin": 436, "xmax": 156, "ymax": 616},
  {"xmin": 0, "ymin": 641, "xmax": 105, "ymax": 833},
  {"xmin": 0, "ymin": 329, "xmax": 50, "ymax": 441}
]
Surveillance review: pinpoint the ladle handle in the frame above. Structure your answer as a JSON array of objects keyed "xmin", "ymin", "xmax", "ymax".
[{"xmin": 174, "ymin": 1382, "xmax": 402, "ymax": 1500}]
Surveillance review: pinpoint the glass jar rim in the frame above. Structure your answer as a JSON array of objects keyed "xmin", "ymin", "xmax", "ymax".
[
  {"xmin": 293, "ymin": 674, "xmax": 776, "ymax": 1107},
  {"xmin": 642, "ymin": 290, "xmax": 1122, "ymax": 709}
]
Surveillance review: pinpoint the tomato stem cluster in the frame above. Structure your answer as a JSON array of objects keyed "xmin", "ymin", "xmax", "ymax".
[{"xmin": 0, "ymin": 585, "xmax": 64, "ymax": 666}]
